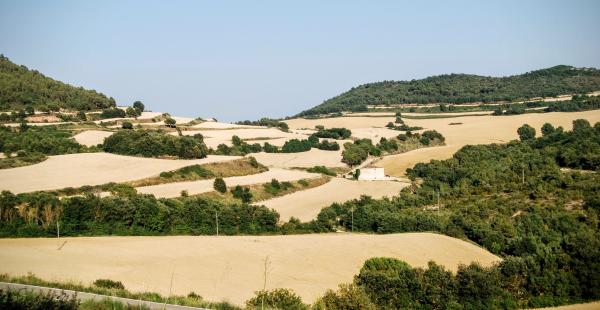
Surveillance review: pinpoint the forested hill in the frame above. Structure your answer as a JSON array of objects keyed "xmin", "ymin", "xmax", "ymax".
[
  {"xmin": 0, "ymin": 55, "xmax": 115, "ymax": 111},
  {"xmin": 297, "ymin": 65, "xmax": 600, "ymax": 116}
]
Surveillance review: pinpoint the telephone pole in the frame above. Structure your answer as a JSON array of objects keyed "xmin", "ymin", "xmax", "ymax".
[
  {"xmin": 56, "ymin": 221, "xmax": 60, "ymax": 239},
  {"xmin": 350, "ymin": 207, "xmax": 354, "ymax": 232},
  {"xmin": 215, "ymin": 211, "xmax": 219, "ymax": 236}
]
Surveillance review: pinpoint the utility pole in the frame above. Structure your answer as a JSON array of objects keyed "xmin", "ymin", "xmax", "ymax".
[
  {"xmin": 56, "ymin": 221, "xmax": 60, "ymax": 239},
  {"xmin": 215, "ymin": 211, "xmax": 219, "ymax": 237},
  {"xmin": 437, "ymin": 191, "xmax": 440, "ymax": 210},
  {"xmin": 350, "ymin": 207, "xmax": 354, "ymax": 232},
  {"xmin": 522, "ymin": 166, "xmax": 525, "ymax": 184}
]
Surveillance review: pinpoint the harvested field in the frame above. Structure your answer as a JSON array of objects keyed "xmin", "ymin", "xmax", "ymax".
[
  {"xmin": 135, "ymin": 168, "xmax": 319, "ymax": 198},
  {"xmin": 250, "ymin": 149, "xmax": 346, "ymax": 168},
  {"xmin": 72, "ymin": 130, "xmax": 114, "ymax": 147},
  {"xmin": 0, "ymin": 233, "xmax": 501, "ymax": 305},
  {"xmin": 284, "ymin": 116, "xmax": 396, "ymax": 130},
  {"xmin": 191, "ymin": 121, "xmax": 264, "ymax": 129},
  {"xmin": 0, "ymin": 153, "xmax": 240, "ymax": 193},
  {"xmin": 175, "ymin": 128, "xmax": 307, "ymax": 148},
  {"xmin": 350, "ymin": 127, "xmax": 402, "ymax": 140},
  {"xmin": 260, "ymin": 178, "xmax": 408, "ymax": 221},
  {"xmin": 374, "ymin": 110, "xmax": 600, "ymax": 176}
]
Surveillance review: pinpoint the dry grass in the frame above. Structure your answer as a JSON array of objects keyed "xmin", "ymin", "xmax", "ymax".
[
  {"xmin": 196, "ymin": 176, "xmax": 330, "ymax": 204},
  {"xmin": 72, "ymin": 130, "xmax": 114, "ymax": 147},
  {"xmin": 0, "ymin": 233, "xmax": 501, "ymax": 305},
  {"xmin": 127, "ymin": 158, "xmax": 268, "ymax": 187},
  {"xmin": 284, "ymin": 116, "xmax": 396, "ymax": 130},
  {"xmin": 251, "ymin": 149, "xmax": 346, "ymax": 168},
  {"xmin": 261, "ymin": 178, "xmax": 409, "ymax": 222},
  {"xmin": 0, "ymin": 153, "xmax": 241, "ymax": 193},
  {"xmin": 135, "ymin": 168, "xmax": 320, "ymax": 198}
]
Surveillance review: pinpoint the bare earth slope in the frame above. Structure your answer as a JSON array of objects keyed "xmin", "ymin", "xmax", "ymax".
[
  {"xmin": 136, "ymin": 168, "xmax": 319, "ymax": 198},
  {"xmin": 260, "ymin": 178, "xmax": 408, "ymax": 221},
  {"xmin": 0, "ymin": 233, "xmax": 501, "ymax": 305},
  {"xmin": 0, "ymin": 153, "xmax": 240, "ymax": 193},
  {"xmin": 375, "ymin": 110, "xmax": 600, "ymax": 176}
]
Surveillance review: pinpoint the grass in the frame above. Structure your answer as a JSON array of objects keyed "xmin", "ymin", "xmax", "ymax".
[
  {"xmin": 194, "ymin": 176, "xmax": 331, "ymax": 204},
  {"xmin": 127, "ymin": 157, "xmax": 268, "ymax": 187},
  {"xmin": 401, "ymin": 113, "xmax": 491, "ymax": 119},
  {"xmin": 0, "ymin": 273, "xmax": 240, "ymax": 310},
  {"xmin": 0, "ymin": 152, "xmax": 47, "ymax": 169}
]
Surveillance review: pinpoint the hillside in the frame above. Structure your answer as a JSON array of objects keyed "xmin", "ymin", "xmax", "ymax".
[
  {"xmin": 0, "ymin": 55, "xmax": 115, "ymax": 111},
  {"xmin": 298, "ymin": 65, "xmax": 600, "ymax": 116}
]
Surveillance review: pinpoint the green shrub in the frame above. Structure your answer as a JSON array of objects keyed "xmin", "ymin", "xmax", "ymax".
[
  {"xmin": 214, "ymin": 177, "xmax": 227, "ymax": 193},
  {"xmin": 93, "ymin": 279, "xmax": 125, "ymax": 290},
  {"xmin": 245, "ymin": 289, "xmax": 307, "ymax": 310}
]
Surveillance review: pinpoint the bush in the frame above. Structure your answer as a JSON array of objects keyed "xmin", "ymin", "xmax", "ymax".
[
  {"xmin": 121, "ymin": 121, "xmax": 133, "ymax": 129},
  {"xmin": 245, "ymin": 289, "xmax": 308, "ymax": 310},
  {"xmin": 517, "ymin": 124, "xmax": 536, "ymax": 141},
  {"xmin": 281, "ymin": 139, "xmax": 312, "ymax": 153},
  {"xmin": 213, "ymin": 177, "xmax": 227, "ymax": 193},
  {"xmin": 313, "ymin": 128, "xmax": 351, "ymax": 140},
  {"xmin": 0, "ymin": 289, "xmax": 79, "ymax": 310},
  {"xmin": 307, "ymin": 166, "xmax": 336, "ymax": 176},
  {"xmin": 93, "ymin": 278, "xmax": 125, "ymax": 290},
  {"xmin": 231, "ymin": 185, "xmax": 252, "ymax": 203}
]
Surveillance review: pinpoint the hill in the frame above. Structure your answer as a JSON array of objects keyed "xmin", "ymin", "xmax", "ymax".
[
  {"xmin": 0, "ymin": 55, "xmax": 115, "ymax": 111},
  {"xmin": 297, "ymin": 65, "xmax": 600, "ymax": 116}
]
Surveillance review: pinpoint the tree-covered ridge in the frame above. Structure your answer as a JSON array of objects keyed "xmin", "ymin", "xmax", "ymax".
[
  {"xmin": 0, "ymin": 55, "xmax": 116, "ymax": 111},
  {"xmin": 298, "ymin": 65, "xmax": 600, "ymax": 116}
]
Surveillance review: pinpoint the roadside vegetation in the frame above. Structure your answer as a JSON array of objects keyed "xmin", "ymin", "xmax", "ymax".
[
  {"xmin": 235, "ymin": 117, "xmax": 290, "ymax": 131},
  {"xmin": 0, "ymin": 273, "xmax": 236, "ymax": 310}
]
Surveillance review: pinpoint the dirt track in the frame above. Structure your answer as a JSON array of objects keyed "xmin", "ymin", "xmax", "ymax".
[{"xmin": 0, "ymin": 233, "xmax": 501, "ymax": 305}]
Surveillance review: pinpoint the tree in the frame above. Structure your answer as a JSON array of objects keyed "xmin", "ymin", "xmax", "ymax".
[
  {"xmin": 231, "ymin": 135, "xmax": 242, "ymax": 146},
  {"xmin": 121, "ymin": 121, "xmax": 133, "ymax": 129},
  {"xmin": 517, "ymin": 124, "xmax": 536, "ymax": 141},
  {"xmin": 24, "ymin": 106, "xmax": 35, "ymax": 115},
  {"xmin": 165, "ymin": 117, "xmax": 176, "ymax": 128},
  {"xmin": 231, "ymin": 185, "xmax": 252, "ymax": 203},
  {"xmin": 245, "ymin": 289, "xmax": 307, "ymax": 310},
  {"xmin": 133, "ymin": 101, "xmax": 145, "ymax": 112},
  {"xmin": 213, "ymin": 177, "xmax": 227, "ymax": 193},
  {"xmin": 125, "ymin": 107, "xmax": 139, "ymax": 118},
  {"xmin": 541, "ymin": 123, "xmax": 555, "ymax": 136},
  {"xmin": 76, "ymin": 111, "xmax": 87, "ymax": 121},
  {"xmin": 573, "ymin": 119, "xmax": 591, "ymax": 132},
  {"xmin": 47, "ymin": 103, "xmax": 60, "ymax": 113}
]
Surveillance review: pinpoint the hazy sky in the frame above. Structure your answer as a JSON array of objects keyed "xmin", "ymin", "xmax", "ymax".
[{"xmin": 1, "ymin": 1, "xmax": 599, "ymax": 121}]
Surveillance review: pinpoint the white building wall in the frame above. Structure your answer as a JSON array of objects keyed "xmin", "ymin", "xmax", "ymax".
[{"xmin": 358, "ymin": 168, "xmax": 386, "ymax": 181}]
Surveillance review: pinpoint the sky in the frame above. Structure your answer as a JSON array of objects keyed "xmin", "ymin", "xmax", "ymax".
[{"xmin": 1, "ymin": 1, "xmax": 599, "ymax": 122}]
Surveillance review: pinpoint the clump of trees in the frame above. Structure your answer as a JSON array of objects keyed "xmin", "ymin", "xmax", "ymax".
[
  {"xmin": 213, "ymin": 177, "xmax": 227, "ymax": 193},
  {"xmin": 312, "ymin": 127, "xmax": 351, "ymax": 139},
  {"xmin": 235, "ymin": 117, "xmax": 289, "ymax": 131},
  {"xmin": 102, "ymin": 130, "xmax": 207, "ymax": 159}
]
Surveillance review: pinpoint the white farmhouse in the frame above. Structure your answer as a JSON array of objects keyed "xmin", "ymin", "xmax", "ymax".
[{"xmin": 358, "ymin": 167, "xmax": 387, "ymax": 181}]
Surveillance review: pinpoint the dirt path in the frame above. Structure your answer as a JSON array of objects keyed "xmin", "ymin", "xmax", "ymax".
[
  {"xmin": 136, "ymin": 168, "xmax": 319, "ymax": 198},
  {"xmin": 0, "ymin": 233, "xmax": 501, "ymax": 306},
  {"xmin": 0, "ymin": 153, "xmax": 240, "ymax": 193},
  {"xmin": 260, "ymin": 178, "xmax": 408, "ymax": 221}
]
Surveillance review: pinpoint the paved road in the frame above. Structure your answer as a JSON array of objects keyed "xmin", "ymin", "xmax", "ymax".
[{"xmin": 0, "ymin": 282, "xmax": 209, "ymax": 310}]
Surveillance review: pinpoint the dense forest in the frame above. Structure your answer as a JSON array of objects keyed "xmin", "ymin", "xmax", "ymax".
[
  {"xmin": 0, "ymin": 55, "xmax": 115, "ymax": 111},
  {"xmin": 298, "ymin": 65, "xmax": 600, "ymax": 116}
]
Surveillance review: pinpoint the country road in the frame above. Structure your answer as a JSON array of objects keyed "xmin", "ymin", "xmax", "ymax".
[{"xmin": 0, "ymin": 282, "xmax": 209, "ymax": 310}]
